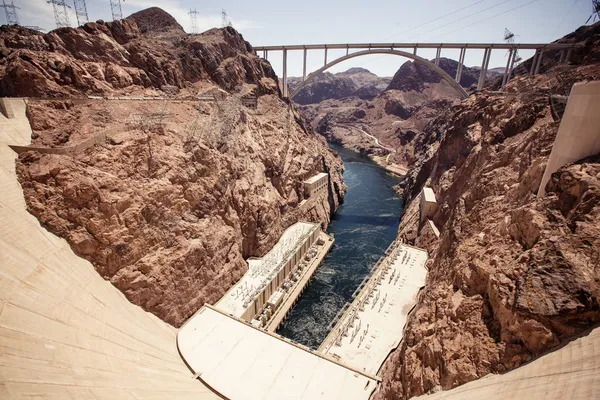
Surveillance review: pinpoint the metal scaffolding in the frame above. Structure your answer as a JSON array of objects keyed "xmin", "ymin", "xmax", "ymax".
[
  {"xmin": 0, "ymin": 0, "xmax": 20, "ymax": 25},
  {"xmin": 73, "ymin": 0, "xmax": 89, "ymax": 26},
  {"xmin": 109, "ymin": 0, "xmax": 122, "ymax": 21},
  {"xmin": 188, "ymin": 9, "xmax": 199, "ymax": 34},
  {"xmin": 47, "ymin": 0, "xmax": 71, "ymax": 28}
]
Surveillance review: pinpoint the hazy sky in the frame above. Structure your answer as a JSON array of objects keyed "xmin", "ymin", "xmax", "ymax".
[{"xmin": 10, "ymin": 0, "xmax": 596, "ymax": 77}]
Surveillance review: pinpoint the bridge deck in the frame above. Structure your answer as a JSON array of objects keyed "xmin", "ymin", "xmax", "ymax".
[{"xmin": 254, "ymin": 42, "xmax": 578, "ymax": 51}]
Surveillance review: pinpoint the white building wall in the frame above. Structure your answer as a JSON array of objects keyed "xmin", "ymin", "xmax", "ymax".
[{"xmin": 538, "ymin": 81, "xmax": 600, "ymax": 197}]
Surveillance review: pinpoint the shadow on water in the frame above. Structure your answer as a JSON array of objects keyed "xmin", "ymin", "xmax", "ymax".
[{"xmin": 276, "ymin": 144, "xmax": 404, "ymax": 349}]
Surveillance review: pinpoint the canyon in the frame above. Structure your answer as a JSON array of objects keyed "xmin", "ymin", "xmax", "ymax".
[
  {"xmin": 1, "ymin": 4, "xmax": 600, "ymax": 400},
  {"xmin": 290, "ymin": 58, "xmax": 485, "ymax": 168}
]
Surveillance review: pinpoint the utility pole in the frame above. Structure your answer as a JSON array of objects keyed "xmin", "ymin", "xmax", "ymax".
[
  {"xmin": 47, "ymin": 0, "xmax": 71, "ymax": 28},
  {"xmin": 221, "ymin": 9, "xmax": 231, "ymax": 28},
  {"xmin": 109, "ymin": 0, "xmax": 122, "ymax": 21},
  {"xmin": 188, "ymin": 9, "xmax": 199, "ymax": 34},
  {"xmin": 73, "ymin": 0, "xmax": 89, "ymax": 26},
  {"xmin": 0, "ymin": 0, "xmax": 20, "ymax": 25}
]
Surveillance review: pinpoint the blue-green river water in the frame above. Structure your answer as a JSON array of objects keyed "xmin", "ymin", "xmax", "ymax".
[{"xmin": 277, "ymin": 144, "xmax": 403, "ymax": 349}]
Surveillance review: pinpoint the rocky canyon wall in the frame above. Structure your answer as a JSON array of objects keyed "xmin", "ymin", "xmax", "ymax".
[
  {"xmin": 294, "ymin": 58, "xmax": 480, "ymax": 167},
  {"xmin": 375, "ymin": 22, "xmax": 600, "ymax": 400},
  {"xmin": 3, "ymin": 8, "xmax": 345, "ymax": 327}
]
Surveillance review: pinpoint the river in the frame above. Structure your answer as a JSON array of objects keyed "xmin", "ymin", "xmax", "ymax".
[{"xmin": 277, "ymin": 144, "xmax": 403, "ymax": 349}]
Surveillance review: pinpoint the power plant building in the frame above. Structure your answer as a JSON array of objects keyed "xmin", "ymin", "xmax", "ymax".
[
  {"xmin": 215, "ymin": 222, "xmax": 320, "ymax": 322},
  {"xmin": 304, "ymin": 172, "xmax": 328, "ymax": 198},
  {"xmin": 420, "ymin": 187, "xmax": 438, "ymax": 223}
]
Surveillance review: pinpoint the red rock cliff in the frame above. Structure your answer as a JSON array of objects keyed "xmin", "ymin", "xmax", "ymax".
[
  {"xmin": 374, "ymin": 22, "xmax": 600, "ymax": 400},
  {"xmin": 6, "ymin": 8, "xmax": 345, "ymax": 327}
]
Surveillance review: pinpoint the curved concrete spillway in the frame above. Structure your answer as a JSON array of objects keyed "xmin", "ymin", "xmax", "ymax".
[
  {"xmin": 1, "ymin": 98, "xmax": 599, "ymax": 399},
  {"xmin": 0, "ymin": 99, "xmax": 217, "ymax": 399}
]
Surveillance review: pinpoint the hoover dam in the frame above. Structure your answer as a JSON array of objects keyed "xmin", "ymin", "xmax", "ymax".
[{"xmin": 1, "ymin": 4, "xmax": 600, "ymax": 400}]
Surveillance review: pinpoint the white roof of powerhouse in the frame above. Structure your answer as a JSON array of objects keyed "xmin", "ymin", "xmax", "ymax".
[
  {"xmin": 215, "ymin": 222, "xmax": 319, "ymax": 318},
  {"xmin": 177, "ymin": 306, "xmax": 377, "ymax": 400},
  {"xmin": 304, "ymin": 172, "xmax": 328, "ymax": 184}
]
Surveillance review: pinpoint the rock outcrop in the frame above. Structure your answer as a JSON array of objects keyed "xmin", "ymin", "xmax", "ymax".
[
  {"xmin": 0, "ymin": 8, "xmax": 278, "ymax": 97},
  {"xmin": 386, "ymin": 57, "xmax": 480, "ymax": 92},
  {"xmin": 288, "ymin": 67, "xmax": 391, "ymax": 105},
  {"xmin": 6, "ymin": 8, "xmax": 345, "ymax": 327},
  {"xmin": 374, "ymin": 25, "xmax": 600, "ymax": 399},
  {"xmin": 297, "ymin": 59, "xmax": 466, "ymax": 165}
]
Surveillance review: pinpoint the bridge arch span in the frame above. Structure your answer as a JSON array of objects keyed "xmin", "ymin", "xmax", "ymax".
[{"xmin": 290, "ymin": 49, "xmax": 469, "ymax": 99}]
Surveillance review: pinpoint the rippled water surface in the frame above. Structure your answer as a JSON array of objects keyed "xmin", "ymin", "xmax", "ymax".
[{"xmin": 277, "ymin": 144, "xmax": 403, "ymax": 349}]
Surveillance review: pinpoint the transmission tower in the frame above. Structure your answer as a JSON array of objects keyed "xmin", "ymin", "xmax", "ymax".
[
  {"xmin": 73, "ymin": 0, "xmax": 89, "ymax": 26},
  {"xmin": 188, "ymin": 9, "xmax": 199, "ymax": 34},
  {"xmin": 586, "ymin": 0, "xmax": 600, "ymax": 23},
  {"xmin": 0, "ymin": 0, "xmax": 20, "ymax": 25},
  {"xmin": 503, "ymin": 28, "xmax": 522, "ymax": 63},
  {"xmin": 47, "ymin": 0, "xmax": 71, "ymax": 28},
  {"xmin": 221, "ymin": 9, "xmax": 231, "ymax": 28},
  {"xmin": 109, "ymin": 0, "xmax": 123, "ymax": 21}
]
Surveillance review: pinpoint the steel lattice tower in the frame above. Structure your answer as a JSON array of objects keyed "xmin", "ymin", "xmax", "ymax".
[
  {"xmin": 73, "ymin": 0, "xmax": 89, "ymax": 26},
  {"xmin": 47, "ymin": 0, "xmax": 71, "ymax": 28},
  {"xmin": 221, "ymin": 9, "xmax": 231, "ymax": 28},
  {"xmin": 503, "ymin": 28, "xmax": 521, "ymax": 63},
  {"xmin": 0, "ymin": 0, "xmax": 20, "ymax": 25},
  {"xmin": 110, "ymin": 0, "xmax": 122, "ymax": 21},
  {"xmin": 188, "ymin": 9, "xmax": 199, "ymax": 34},
  {"xmin": 587, "ymin": 0, "xmax": 600, "ymax": 23}
]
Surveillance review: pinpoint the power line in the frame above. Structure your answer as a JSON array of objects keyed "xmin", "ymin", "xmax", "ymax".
[
  {"xmin": 409, "ymin": 0, "xmax": 514, "ymax": 42},
  {"xmin": 381, "ymin": 0, "xmax": 487, "ymax": 41},
  {"xmin": 549, "ymin": 0, "xmax": 578, "ymax": 41},
  {"xmin": 426, "ymin": 0, "xmax": 542, "ymax": 40}
]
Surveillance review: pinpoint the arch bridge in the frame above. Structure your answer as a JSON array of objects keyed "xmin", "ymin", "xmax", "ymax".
[{"xmin": 253, "ymin": 42, "xmax": 578, "ymax": 99}]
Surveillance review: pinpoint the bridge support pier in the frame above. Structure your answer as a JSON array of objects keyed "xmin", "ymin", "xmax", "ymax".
[
  {"xmin": 324, "ymin": 47, "xmax": 328, "ymax": 66},
  {"xmin": 283, "ymin": 48, "xmax": 288, "ymax": 97},
  {"xmin": 534, "ymin": 48, "xmax": 544, "ymax": 75},
  {"xmin": 504, "ymin": 49, "xmax": 517, "ymax": 86},
  {"xmin": 303, "ymin": 48, "xmax": 307, "ymax": 81},
  {"xmin": 455, "ymin": 48, "xmax": 465, "ymax": 84},
  {"xmin": 477, "ymin": 48, "xmax": 491, "ymax": 91},
  {"xmin": 263, "ymin": 50, "xmax": 267, "ymax": 60},
  {"xmin": 435, "ymin": 47, "xmax": 441, "ymax": 66},
  {"xmin": 529, "ymin": 50, "xmax": 539, "ymax": 75},
  {"xmin": 502, "ymin": 49, "xmax": 514, "ymax": 87},
  {"xmin": 413, "ymin": 47, "xmax": 417, "ymax": 55}
]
